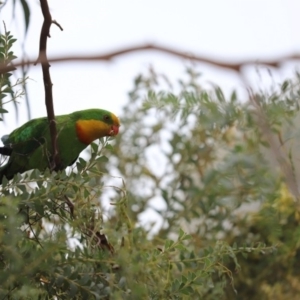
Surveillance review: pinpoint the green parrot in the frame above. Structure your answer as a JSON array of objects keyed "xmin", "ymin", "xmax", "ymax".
[{"xmin": 0, "ymin": 108, "xmax": 120, "ymax": 183}]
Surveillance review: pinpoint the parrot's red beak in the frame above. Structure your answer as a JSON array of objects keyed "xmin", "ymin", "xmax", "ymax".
[{"xmin": 110, "ymin": 124, "xmax": 119, "ymax": 136}]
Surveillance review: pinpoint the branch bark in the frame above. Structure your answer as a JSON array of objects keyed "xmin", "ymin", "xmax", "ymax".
[{"xmin": 38, "ymin": 0, "xmax": 63, "ymax": 171}]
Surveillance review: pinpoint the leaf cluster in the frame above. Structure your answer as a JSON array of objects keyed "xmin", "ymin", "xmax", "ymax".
[{"xmin": 0, "ymin": 24, "xmax": 28, "ymax": 120}]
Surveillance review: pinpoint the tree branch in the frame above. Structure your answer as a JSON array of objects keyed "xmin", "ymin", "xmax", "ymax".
[
  {"xmin": 1, "ymin": 43, "xmax": 299, "ymax": 75},
  {"xmin": 38, "ymin": 0, "xmax": 63, "ymax": 171}
]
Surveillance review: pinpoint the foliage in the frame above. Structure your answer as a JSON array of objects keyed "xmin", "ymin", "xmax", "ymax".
[
  {"xmin": 2, "ymin": 66, "xmax": 300, "ymax": 299},
  {"xmin": 11, "ymin": 0, "xmax": 31, "ymax": 35},
  {"xmin": 104, "ymin": 67, "xmax": 300, "ymax": 299},
  {"xmin": 0, "ymin": 23, "xmax": 28, "ymax": 120},
  {"xmin": 0, "ymin": 0, "xmax": 31, "ymax": 120},
  {"xmin": 1, "ymin": 136, "xmax": 264, "ymax": 300}
]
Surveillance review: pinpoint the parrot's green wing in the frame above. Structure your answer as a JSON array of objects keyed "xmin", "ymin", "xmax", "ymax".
[
  {"xmin": 0, "ymin": 115, "xmax": 72, "ymax": 182},
  {"xmin": 2, "ymin": 117, "xmax": 49, "ymax": 155},
  {"xmin": 0, "ymin": 119, "xmax": 49, "ymax": 182}
]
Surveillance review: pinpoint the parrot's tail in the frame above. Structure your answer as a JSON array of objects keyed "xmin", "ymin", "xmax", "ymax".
[
  {"xmin": 0, "ymin": 146, "xmax": 12, "ymax": 156},
  {"xmin": 0, "ymin": 145, "xmax": 13, "ymax": 184},
  {"xmin": 0, "ymin": 162, "xmax": 12, "ymax": 184},
  {"xmin": 0, "ymin": 166, "xmax": 5, "ymax": 184}
]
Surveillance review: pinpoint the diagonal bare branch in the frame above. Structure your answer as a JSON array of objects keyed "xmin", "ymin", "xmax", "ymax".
[{"xmin": 1, "ymin": 43, "xmax": 300, "ymax": 75}]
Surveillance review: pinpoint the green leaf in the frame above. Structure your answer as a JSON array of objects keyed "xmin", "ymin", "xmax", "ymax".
[
  {"xmin": 90, "ymin": 142, "xmax": 98, "ymax": 153},
  {"xmin": 105, "ymin": 143, "xmax": 113, "ymax": 150},
  {"xmin": 179, "ymin": 228, "xmax": 185, "ymax": 240},
  {"xmin": 1, "ymin": 176, "xmax": 8, "ymax": 188},
  {"xmin": 20, "ymin": 0, "xmax": 30, "ymax": 35},
  {"xmin": 214, "ymin": 85, "xmax": 226, "ymax": 102},
  {"xmin": 164, "ymin": 239, "xmax": 174, "ymax": 250},
  {"xmin": 230, "ymin": 90, "xmax": 237, "ymax": 102},
  {"xmin": 180, "ymin": 285, "xmax": 194, "ymax": 295},
  {"xmin": 0, "ymin": 108, "xmax": 8, "ymax": 113},
  {"xmin": 68, "ymin": 282, "xmax": 78, "ymax": 298},
  {"xmin": 95, "ymin": 155, "xmax": 108, "ymax": 163},
  {"xmin": 175, "ymin": 243, "xmax": 187, "ymax": 251},
  {"xmin": 281, "ymin": 80, "xmax": 289, "ymax": 92},
  {"xmin": 182, "ymin": 234, "xmax": 192, "ymax": 241},
  {"xmin": 83, "ymin": 188, "xmax": 90, "ymax": 198}
]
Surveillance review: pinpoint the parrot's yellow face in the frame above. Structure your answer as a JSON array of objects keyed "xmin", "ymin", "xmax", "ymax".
[{"xmin": 76, "ymin": 114, "xmax": 120, "ymax": 145}]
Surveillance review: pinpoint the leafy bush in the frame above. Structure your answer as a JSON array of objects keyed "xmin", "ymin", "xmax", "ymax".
[
  {"xmin": 1, "ymin": 23, "xmax": 300, "ymax": 300},
  {"xmin": 1, "ymin": 67, "xmax": 299, "ymax": 299}
]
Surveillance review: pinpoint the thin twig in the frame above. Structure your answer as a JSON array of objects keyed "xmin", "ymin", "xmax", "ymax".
[
  {"xmin": 52, "ymin": 20, "xmax": 63, "ymax": 31},
  {"xmin": 37, "ymin": 0, "xmax": 63, "ymax": 171}
]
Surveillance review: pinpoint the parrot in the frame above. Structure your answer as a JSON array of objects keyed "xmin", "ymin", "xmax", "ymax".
[{"xmin": 0, "ymin": 108, "xmax": 120, "ymax": 183}]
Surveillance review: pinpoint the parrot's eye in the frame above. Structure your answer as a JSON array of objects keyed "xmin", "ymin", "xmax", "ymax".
[{"xmin": 103, "ymin": 115, "xmax": 110, "ymax": 121}]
